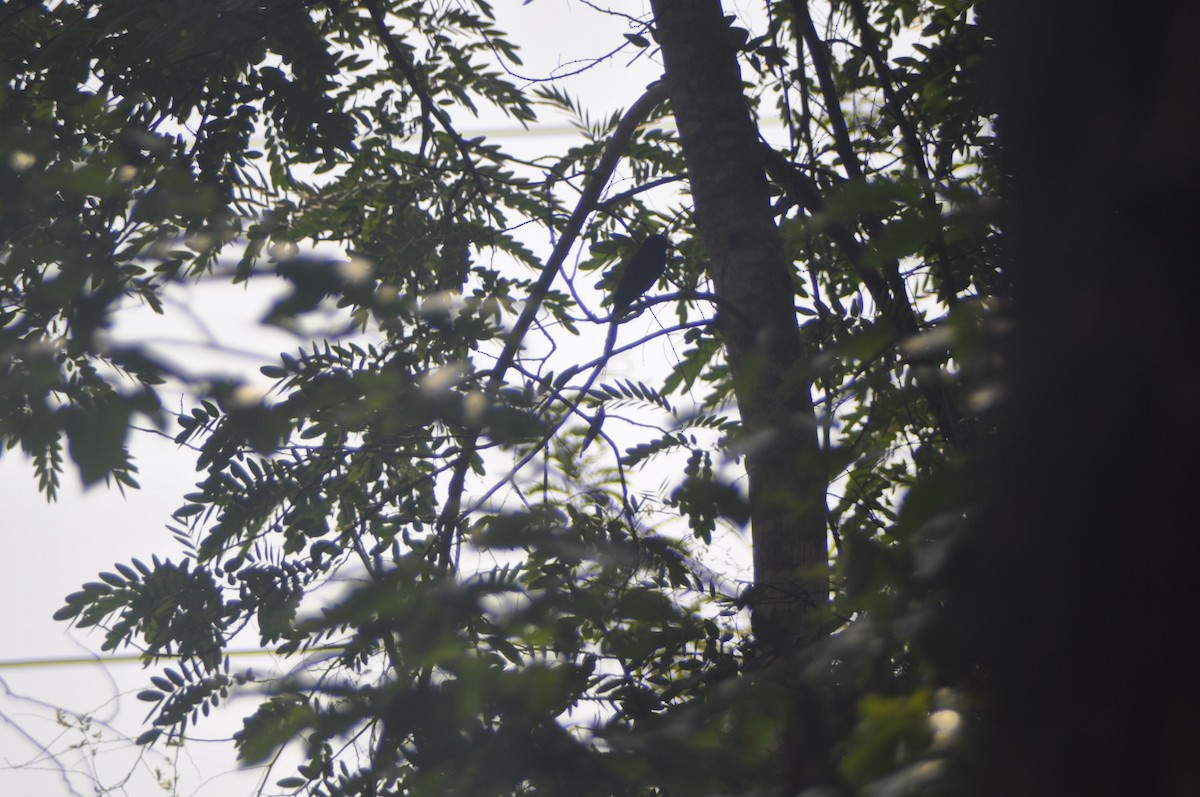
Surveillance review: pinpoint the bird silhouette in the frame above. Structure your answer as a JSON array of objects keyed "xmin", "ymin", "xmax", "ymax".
[{"xmin": 610, "ymin": 234, "xmax": 668, "ymax": 318}]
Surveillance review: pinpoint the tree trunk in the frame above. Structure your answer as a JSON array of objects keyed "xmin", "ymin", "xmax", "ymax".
[
  {"xmin": 952, "ymin": 3, "xmax": 1200, "ymax": 796},
  {"xmin": 650, "ymin": 0, "xmax": 828, "ymax": 655}
]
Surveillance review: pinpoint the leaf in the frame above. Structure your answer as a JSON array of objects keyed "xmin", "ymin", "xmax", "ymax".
[
  {"xmin": 173, "ymin": 504, "xmax": 205, "ymax": 519},
  {"xmin": 63, "ymin": 402, "xmax": 132, "ymax": 486},
  {"xmin": 52, "ymin": 604, "xmax": 80, "ymax": 622},
  {"xmin": 98, "ymin": 571, "xmax": 126, "ymax": 587},
  {"xmin": 235, "ymin": 698, "xmax": 315, "ymax": 764},
  {"xmin": 135, "ymin": 729, "xmax": 163, "ymax": 746}
]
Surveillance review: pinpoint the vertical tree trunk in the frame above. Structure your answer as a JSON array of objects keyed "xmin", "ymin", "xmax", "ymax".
[
  {"xmin": 953, "ymin": 3, "xmax": 1200, "ymax": 796},
  {"xmin": 649, "ymin": 0, "xmax": 828, "ymax": 654}
]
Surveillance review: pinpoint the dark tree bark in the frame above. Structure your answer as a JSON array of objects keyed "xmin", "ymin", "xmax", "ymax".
[
  {"xmin": 952, "ymin": 3, "xmax": 1200, "ymax": 795},
  {"xmin": 650, "ymin": 0, "xmax": 828, "ymax": 656}
]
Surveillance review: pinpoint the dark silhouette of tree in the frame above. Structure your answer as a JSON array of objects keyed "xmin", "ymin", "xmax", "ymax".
[{"xmin": 946, "ymin": 3, "xmax": 1200, "ymax": 796}]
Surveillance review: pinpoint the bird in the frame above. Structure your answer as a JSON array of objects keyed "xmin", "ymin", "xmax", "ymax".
[{"xmin": 610, "ymin": 233, "xmax": 669, "ymax": 319}]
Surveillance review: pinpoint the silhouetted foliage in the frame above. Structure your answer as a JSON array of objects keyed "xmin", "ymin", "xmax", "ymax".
[{"xmin": 0, "ymin": 0, "xmax": 1110, "ymax": 794}]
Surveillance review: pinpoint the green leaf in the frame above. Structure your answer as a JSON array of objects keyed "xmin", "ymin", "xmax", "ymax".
[{"xmin": 63, "ymin": 402, "xmax": 132, "ymax": 486}]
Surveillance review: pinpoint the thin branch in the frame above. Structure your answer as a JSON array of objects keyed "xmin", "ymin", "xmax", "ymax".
[
  {"xmin": 790, "ymin": 0, "xmax": 862, "ymax": 179},
  {"xmin": 759, "ymin": 142, "xmax": 891, "ymax": 305},
  {"xmin": 595, "ymin": 174, "xmax": 685, "ymax": 211},
  {"xmin": 476, "ymin": 5, "xmax": 641, "ymax": 85},
  {"xmin": 785, "ymin": 2, "xmax": 972, "ymax": 449},
  {"xmin": 844, "ymin": 0, "xmax": 958, "ymax": 306},
  {"xmin": 434, "ymin": 81, "xmax": 671, "ymax": 566},
  {"xmin": 364, "ymin": 0, "xmax": 496, "ymax": 222}
]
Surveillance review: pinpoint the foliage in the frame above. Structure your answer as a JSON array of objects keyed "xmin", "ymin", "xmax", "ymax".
[{"xmin": 4, "ymin": 0, "xmax": 1002, "ymax": 794}]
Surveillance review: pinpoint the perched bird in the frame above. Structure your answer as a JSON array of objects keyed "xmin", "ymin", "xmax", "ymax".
[{"xmin": 610, "ymin": 233, "xmax": 669, "ymax": 318}]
